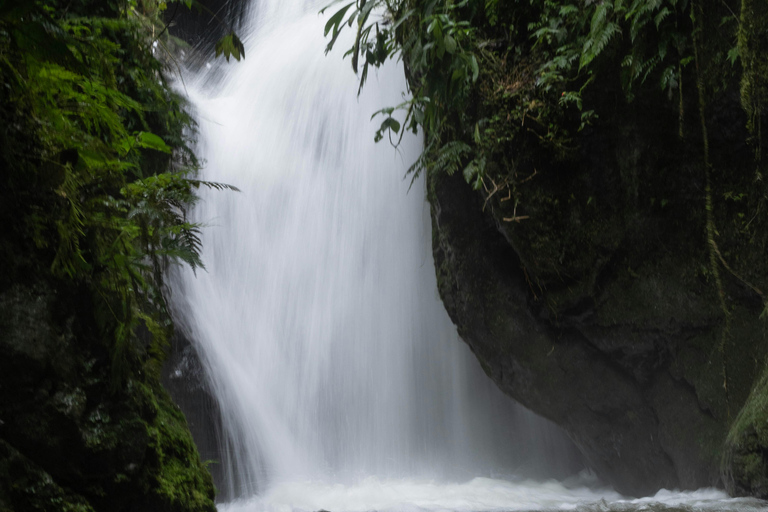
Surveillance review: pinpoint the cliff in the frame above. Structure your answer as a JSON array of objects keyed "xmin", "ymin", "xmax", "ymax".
[
  {"xmin": 420, "ymin": 0, "xmax": 768, "ymax": 498},
  {"xmin": 319, "ymin": 0, "xmax": 768, "ymax": 496},
  {"xmin": 0, "ymin": 1, "xmax": 220, "ymax": 510}
]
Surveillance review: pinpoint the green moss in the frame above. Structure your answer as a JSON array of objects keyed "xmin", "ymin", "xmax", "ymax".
[
  {"xmin": 723, "ymin": 362, "xmax": 768, "ymax": 497},
  {"xmin": 147, "ymin": 389, "xmax": 216, "ymax": 512},
  {"xmin": 0, "ymin": 0, "xmax": 220, "ymax": 510},
  {"xmin": 0, "ymin": 440, "xmax": 95, "ymax": 512},
  {"xmin": 739, "ymin": 0, "xmax": 768, "ymax": 130}
]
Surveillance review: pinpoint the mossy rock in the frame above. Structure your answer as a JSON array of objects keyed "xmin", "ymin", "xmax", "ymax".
[
  {"xmin": 0, "ymin": 281, "xmax": 216, "ymax": 512},
  {"xmin": 136, "ymin": 383, "xmax": 217, "ymax": 512},
  {"xmin": 723, "ymin": 364, "xmax": 768, "ymax": 497},
  {"xmin": 425, "ymin": 10, "xmax": 768, "ymax": 491},
  {"xmin": 739, "ymin": 0, "xmax": 768, "ymax": 124},
  {"xmin": 0, "ymin": 439, "xmax": 95, "ymax": 512}
]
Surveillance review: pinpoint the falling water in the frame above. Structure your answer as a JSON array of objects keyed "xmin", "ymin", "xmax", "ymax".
[{"xmin": 172, "ymin": 1, "xmax": 766, "ymax": 510}]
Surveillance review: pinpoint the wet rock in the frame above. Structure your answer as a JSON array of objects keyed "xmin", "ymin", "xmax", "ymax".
[
  {"xmin": 428, "ymin": 85, "xmax": 768, "ymax": 495},
  {"xmin": 0, "ymin": 281, "xmax": 216, "ymax": 511}
]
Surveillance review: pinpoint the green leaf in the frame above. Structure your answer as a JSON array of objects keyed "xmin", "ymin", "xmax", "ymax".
[
  {"xmin": 323, "ymin": 2, "xmax": 355, "ymax": 53},
  {"xmin": 463, "ymin": 161, "xmax": 477, "ymax": 182},
  {"xmin": 444, "ymin": 35, "xmax": 457, "ymax": 54},
  {"xmin": 381, "ymin": 117, "xmax": 401, "ymax": 133},
  {"xmin": 372, "ymin": 106, "xmax": 395, "ymax": 119},
  {"xmin": 215, "ymin": 32, "xmax": 246, "ymax": 62},
  {"xmin": 324, "ymin": 2, "xmax": 354, "ymax": 35},
  {"xmin": 470, "ymin": 54, "xmax": 479, "ymax": 81},
  {"xmin": 727, "ymin": 46, "xmax": 739, "ymax": 66},
  {"xmin": 136, "ymin": 132, "xmax": 172, "ymax": 153}
]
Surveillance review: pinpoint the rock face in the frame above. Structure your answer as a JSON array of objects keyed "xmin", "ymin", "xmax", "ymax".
[
  {"xmin": 0, "ymin": 281, "xmax": 216, "ymax": 512},
  {"xmin": 163, "ymin": 333, "xmax": 229, "ymax": 499},
  {"xmin": 428, "ymin": 87, "xmax": 768, "ymax": 496}
]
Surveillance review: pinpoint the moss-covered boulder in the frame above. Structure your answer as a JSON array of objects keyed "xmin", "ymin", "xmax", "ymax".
[
  {"xmin": 0, "ymin": 281, "xmax": 216, "ymax": 512},
  {"xmin": 723, "ymin": 366, "xmax": 768, "ymax": 497}
]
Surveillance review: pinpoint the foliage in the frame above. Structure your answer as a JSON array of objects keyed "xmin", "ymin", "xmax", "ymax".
[
  {"xmin": 321, "ymin": 0, "xmax": 481, "ymax": 182},
  {"xmin": 0, "ymin": 0, "xmax": 235, "ymax": 388},
  {"xmin": 216, "ymin": 31, "xmax": 246, "ymax": 61},
  {"xmin": 324, "ymin": 0, "xmax": 767, "ymax": 396},
  {"xmin": 739, "ymin": 0, "xmax": 768, "ymax": 162},
  {"xmin": 321, "ymin": 0, "xmax": 742, "ymax": 190}
]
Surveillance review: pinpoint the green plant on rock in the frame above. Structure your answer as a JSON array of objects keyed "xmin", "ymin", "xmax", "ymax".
[
  {"xmin": 0, "ymin": 0, "xmax": 245, "ymax": 509},
  {"xmin": 322, "ymin": 0, "xmax": 483, "ymax": 184},
  {"xmin": 0, "ymin": 0, "xmax": 238, "ymax": 388},
  {"xmin": 324, "ymin": 0, "xmax": 768, "ymax": 430},
  {"xmin": 321, "ymin": 0, "xmax": 721, "ymax": 194}
]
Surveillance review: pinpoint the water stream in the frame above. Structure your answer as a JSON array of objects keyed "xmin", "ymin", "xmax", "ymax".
[{"xmin": 173, "ymin": 0, "xmax": 767, "ymax": 510}]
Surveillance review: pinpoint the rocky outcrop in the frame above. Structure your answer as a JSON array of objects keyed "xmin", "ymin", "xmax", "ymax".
[
  {"xmin": 429, "ymin": 82, "xmax": 768, "ymax": 496},
  {"xmin": 163, "ymin": 333, "xmax": 228, "ymax": 500},
  {"xmin": 0, "ymin": 281, "xmax": 216, "ymax": 512}
]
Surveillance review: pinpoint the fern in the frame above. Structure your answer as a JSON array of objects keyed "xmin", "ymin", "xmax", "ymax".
[
  {"xmin": 580, "ymin": 3, "xmax": 621, "ymax": 70},
  {"xmin": 0, "ymin": 2, "xmax": 236, "ymax": 390}
]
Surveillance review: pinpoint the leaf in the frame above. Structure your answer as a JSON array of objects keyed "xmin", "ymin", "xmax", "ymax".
[
  {"xmin": 187, "ymin": 179, "xmax": 241, "ymax": 192},
  {"xmin": 390, "ymin": 9, "xmax": 416, "ymax": 31},
  {"xmin": 381, "ymin": 117, "xmax": 401, "ymax": 133},
  {"xmin": 215, "ymin": 32, "xmax": 246, "ymax": 62},
  {"xmin": 372, "ymin": 106, "xmax": 395, "ymax": 119},
  {"xmin": 727, "ymin": 46, "xmax": 739, "ymax": 66},
  {"xmin": 580, "ymin": 21, "xmax": 620, "ymax": 69},
  {"xmin": 324, "ymin": 1, "xmax": 354, "ymax": 35},
  {"xmin": 323, "ymin": 2, "xmax": 355, "ymax": 53},
  {"xmin": 654, "ymin": 7, "xmax": 670, "ymax": 28},
  {"xmin": 659, "ymin": 65, "xmax": 675, "ymax": 90},
  {"xmin": 470, "ymin": 54, "xmax": 479, "ymax": 81},
  {"xmin": 136, "ymin": 132, "xmax": 171, "ymax": 153},
  {"xmin": 444, "ymin": 35, "xmax": 457, "ymax": 54},
  {"xmin": 463, "ymin": 161, "xmax": 477, "ymax": 182}
]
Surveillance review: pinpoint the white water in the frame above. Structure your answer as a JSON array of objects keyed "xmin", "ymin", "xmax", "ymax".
[{"xmin": 173, "ymin": 0, "xmax": 768, "ymax": 510}]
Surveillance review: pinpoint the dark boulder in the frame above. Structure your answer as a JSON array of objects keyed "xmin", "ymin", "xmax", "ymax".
[{"xmin": 428, "ymin": 83, "xmax": 768, "ymax": 495}]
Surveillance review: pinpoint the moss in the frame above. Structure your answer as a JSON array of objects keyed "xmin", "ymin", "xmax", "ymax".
[
  {"xmin": 739, "ymin": 0, "xmax": 768, "ymax": 129},
  {"xmin": 0, "ymin": 440, "xmax": 95, "ymax": 512},
  {"xmin": 0, "ymin": 280, "xmax": 216, "ymax": 512},
  {"xmin": 723, "ymin": 362, "xmax": 768, "ymax": 497},
  {"xmin": 145, "ymin": 387, "xmax": 216, "ymax": 512},
  {"xmin": 0, "ymin": 0, "xmax": 220, "ymax": 509}
]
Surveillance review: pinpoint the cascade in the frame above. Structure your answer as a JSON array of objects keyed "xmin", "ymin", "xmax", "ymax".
[{"xmin": 172, "ymin": 0, "xmax": 763, "ymax": 510}]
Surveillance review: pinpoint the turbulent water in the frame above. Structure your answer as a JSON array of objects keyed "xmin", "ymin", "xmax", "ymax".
[{"xmin": 173, "ymin": 0, "xmax": 767, "ymax": 510}]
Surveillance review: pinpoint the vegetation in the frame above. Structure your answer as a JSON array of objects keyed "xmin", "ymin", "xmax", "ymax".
[
  {"xmin": 323, "ymin": 0, "xmax": 753, "ymax": 185},
  {"xmin": 0, "ymin": 0, "xmax": 240, "ymax": 509},
  {"xmin": 0, "ymin": 0, "xmax": 238, "ymax": 388},
  {"xmin": 323, "ymin": 0, "xmax": 766, "ymax": 340}
]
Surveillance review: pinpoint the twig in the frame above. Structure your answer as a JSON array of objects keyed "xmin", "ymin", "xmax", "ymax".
[{"xmin": 503, "ymin": 200, "xmax": 529, "ymax": 222}]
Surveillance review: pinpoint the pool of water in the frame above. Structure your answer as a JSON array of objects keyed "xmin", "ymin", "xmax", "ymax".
[{"xmin": 218, "ymin": 475, "xmax": 768, "ymax": 512}]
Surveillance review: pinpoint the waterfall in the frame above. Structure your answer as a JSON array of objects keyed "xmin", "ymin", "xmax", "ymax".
[
  {"xmin": 167, "ymin": 2, "xmax": 768, "ymax": 510},
  {"xmin": 173, "ymin": 0, "xmax": 589, "ymax": 508}
]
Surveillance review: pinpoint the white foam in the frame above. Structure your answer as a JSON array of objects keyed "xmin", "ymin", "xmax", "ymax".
[{"xmin": 218, "ymin": 477, "xmax": 767, "ymax": 512}]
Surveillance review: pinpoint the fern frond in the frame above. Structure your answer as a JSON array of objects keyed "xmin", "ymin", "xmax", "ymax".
[
  {"xmin": 581, "ymin": 21, "xmax": 621, "ymax": 69},
  {"xmin": 186, "ymin": 179, "xmax": 241, "ymax": 192}
]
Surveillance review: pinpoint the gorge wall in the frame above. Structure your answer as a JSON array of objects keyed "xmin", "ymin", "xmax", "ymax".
[
  {"xmin": 0, "ymin": 1, "xmax": 223, "ymax": 510},
  {"xmin": 422, "ymin": 0, "xmax": 768, "ymax": 498}
]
